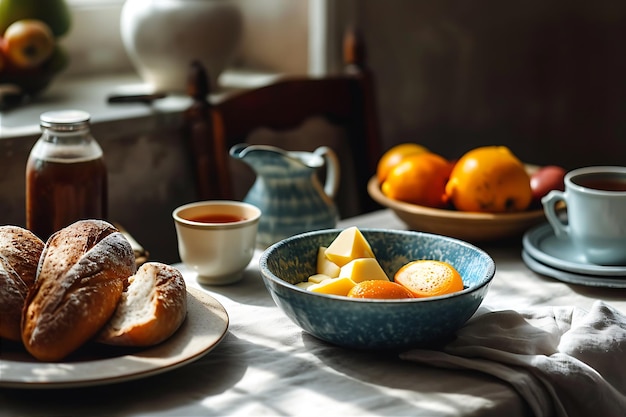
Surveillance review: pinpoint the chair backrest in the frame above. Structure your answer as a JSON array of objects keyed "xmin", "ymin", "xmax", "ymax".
[{"xmin": 183, "ymin": 29, "xmax": 383, "ymax": 217}]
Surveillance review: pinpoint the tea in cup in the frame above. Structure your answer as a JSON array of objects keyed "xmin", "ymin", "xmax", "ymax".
[
  {"xmin": 173, "ymin": 200, "xmax": 261, "ymax": 285},
  {"xmin": 542, "ymin": 166, "xmax": 626, "ymax": 265}
]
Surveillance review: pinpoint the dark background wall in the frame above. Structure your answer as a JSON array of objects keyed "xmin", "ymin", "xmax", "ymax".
[{"xmin": 355, "ymin": 0, "xmax": 626, "ymax": 168}]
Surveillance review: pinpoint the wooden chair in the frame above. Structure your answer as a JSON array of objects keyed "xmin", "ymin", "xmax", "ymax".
[{"xmin": 183, "ymin": 28, "xmax": 383, "ymax": 217}]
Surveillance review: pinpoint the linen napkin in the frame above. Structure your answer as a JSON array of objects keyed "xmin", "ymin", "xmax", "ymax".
[{"xmin": 400, "ymin": 301, "xmax": 626, "ymax": 417}]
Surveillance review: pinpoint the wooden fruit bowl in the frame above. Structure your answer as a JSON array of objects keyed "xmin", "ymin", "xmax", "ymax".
[{"xmin": 367, "ymin": 176, "xmax": 546, "ymax": 242}]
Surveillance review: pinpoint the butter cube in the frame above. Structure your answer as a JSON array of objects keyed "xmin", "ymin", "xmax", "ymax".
[
  {"xmin": 339, "ymin": 258, "xmax": 389, "ymax": 283},
  {"xmin": 316, "ymin": 246, "xmax": 340, "ymax": 277},
  {"xmin": 308, "ymin": 273, "xmax": 333, "ymax": 284},
  {"xmin": 324, "ymin": 227, "xmax": 375, "ymax": 267},
  {"xmin": 296, "ymin": 281, "xmax": 316, "ymax": 290},
  {"xmin": 308, "ymin": 276, "xmax": 356, "ymax": 296}
]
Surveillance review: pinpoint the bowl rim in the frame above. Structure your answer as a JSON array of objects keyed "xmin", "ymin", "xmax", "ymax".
[
  {"xmin": 259, "ymin": 228, "xmax": 496, "ymax": 303},
  {"xmin": 367, "ymin": 176, "xmax": 545, "ymax": 222}
]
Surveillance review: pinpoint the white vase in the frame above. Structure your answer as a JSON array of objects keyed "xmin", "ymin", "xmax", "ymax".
[{"xmin": 120, "ymin": 0, "xmax": 242, "ymax": 92}]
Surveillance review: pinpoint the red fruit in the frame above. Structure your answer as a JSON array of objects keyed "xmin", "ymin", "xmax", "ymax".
[{"xmin": 530, "ymin": 165, "xmax": 566, "ymax": 201}]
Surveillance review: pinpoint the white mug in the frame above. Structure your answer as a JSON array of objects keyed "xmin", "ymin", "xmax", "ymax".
[
  {"xmin": 173, "ymin": 200, "xmax": 261, "ymax": 285},
  {"xmin": 542, "ymin": 166, "xmax": 626, "ymax": 266}
]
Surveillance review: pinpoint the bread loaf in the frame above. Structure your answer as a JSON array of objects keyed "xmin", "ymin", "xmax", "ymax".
[
  {"xmin": 21, "ymin": 220, "xmax": 136, "ymax": 361},
  {"xmin": 0, "ymin": 226, "xmax": 44, "ymax": 341},
  {"xmin": 97, "ymin": 262, "xmax": 187, "ymax": 346}
]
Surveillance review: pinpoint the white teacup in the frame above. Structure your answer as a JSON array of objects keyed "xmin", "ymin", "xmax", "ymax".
[
  {"xmin": 173, "ymin": 200, "xmax": 261, "ymax": 285},
  {"xmin": 542, "ymin": 166, "xmax": 626, "ymax": 266}
]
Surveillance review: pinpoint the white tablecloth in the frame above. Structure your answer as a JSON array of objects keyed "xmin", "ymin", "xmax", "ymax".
[{"xmin": 2, "ymin": 210, "xmax": 626, "ymax": 417}]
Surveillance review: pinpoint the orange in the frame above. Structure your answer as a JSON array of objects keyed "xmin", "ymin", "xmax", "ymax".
[
  {"xmin": 394, "ymin": 260, "xmax": 464, "ymax": 298},
  {"xmin": 347, "ymin": 280, "xmax": 415, "ymax": 299},
  {"xmin": 381, "ymin": 152, "xmax": 453, "ymax": 208},
  {"xmin": 444, "ymin": 146, "xmax": 532, "ymax": 213},
  {"xmin": 376, "ymin": 143, "xmax": 429, "ymax": 184}
]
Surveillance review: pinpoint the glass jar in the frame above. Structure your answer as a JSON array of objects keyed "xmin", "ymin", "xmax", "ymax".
[{"xmin": 25, "ymin": 110, "xmax": 108, "ymax": 241}]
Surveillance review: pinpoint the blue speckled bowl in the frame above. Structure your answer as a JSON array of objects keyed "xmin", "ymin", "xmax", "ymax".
[{"xmin": 259, "ymin": 228, "xmax": 495, "ymax": 350}]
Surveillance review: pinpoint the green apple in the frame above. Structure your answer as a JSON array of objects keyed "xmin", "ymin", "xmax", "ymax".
[
  {"xmin": 0, "ymin": 0, "xmax": 71, "ymax": 38},
  {"xmin": 2, "ymin": 19, "xmax": 55, "ymax": 69}
]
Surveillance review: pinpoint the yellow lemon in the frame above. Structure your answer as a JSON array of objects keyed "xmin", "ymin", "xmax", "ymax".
[{"xmin": 444, "ymin": 146, "xmax": 532, "ymax": 213}]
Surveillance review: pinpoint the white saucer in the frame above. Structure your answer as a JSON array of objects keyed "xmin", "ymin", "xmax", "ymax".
[
  {"xmin": 522, "ymin": 223, "xmax": 626, "ymax": 276},
  {"xmin": 522, "ymin": 250, "xmax": 626, "ymax": 289}
]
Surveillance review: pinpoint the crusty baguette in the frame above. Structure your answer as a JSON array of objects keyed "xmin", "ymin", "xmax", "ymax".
[
  {"xmin": 97, "ymin": 262, "xmax": 187, "ymax": 346},
  {"xmin": 21, "ymin": 220, "xmax": 136, "ymax": 361},
  {"xmin": 0, "ymin": 226, "xmax": 44, "ymax": 341}
]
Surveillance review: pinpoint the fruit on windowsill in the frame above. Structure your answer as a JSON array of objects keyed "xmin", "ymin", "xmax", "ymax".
[
  {"xmin": 0, "ymin": 0, "xmax": 71, "ymax": 103},
  {"xmin": 0, "ymin": 42, "xmax": 67, "ymax": 95},
  {"xmin": 2, "ymin": 19, "xmax": 54, "ymax": 68},
  {"xmin": 0, "ymin": 0, "xmax": 71, "ymax": 38}
]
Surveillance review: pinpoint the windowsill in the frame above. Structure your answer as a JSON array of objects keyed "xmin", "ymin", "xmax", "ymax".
[{"xmin": 0, "ymin": 69, "xmax": 283, "ymax": 140}]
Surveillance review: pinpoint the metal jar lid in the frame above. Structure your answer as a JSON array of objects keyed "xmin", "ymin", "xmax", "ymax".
[{"xmin": 40, "ymin": 110, "xmax": 91, "ymax": 131}]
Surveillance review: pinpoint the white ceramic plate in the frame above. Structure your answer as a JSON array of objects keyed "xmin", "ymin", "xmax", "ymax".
[
  {"xmin": 0, "ymin": 287, "xmax": 229, "ymax": 389},
  {"xmin": 368, "ymin": 176, "xmax": 545, "ymax": 242},
  {"xmin": 522, "ymin": 250, "xmax": 626, "ymax": 288},
  {"xmin": 523, "ymin": 223, "xmax": 626, "ymax": 276}
]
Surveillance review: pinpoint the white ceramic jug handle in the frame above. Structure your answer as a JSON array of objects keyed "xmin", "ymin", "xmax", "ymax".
[
  {"xmin": 314, "ymin": 146, "xmax": 340, "ymax": 199},
  {"xmin": 541, "ymin": 190, "xmax": 569, "ymax": 239}
]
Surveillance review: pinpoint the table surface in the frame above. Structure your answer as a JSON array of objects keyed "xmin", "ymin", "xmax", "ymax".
[{"xmin": 2, "ymin": 209, "xmax": 626, "ymax": 417}]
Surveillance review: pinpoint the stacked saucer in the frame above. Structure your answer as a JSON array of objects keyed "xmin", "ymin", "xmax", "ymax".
[{"xmin": 522, "ymin": 223, "xmax": 626, "ymax": 288}]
